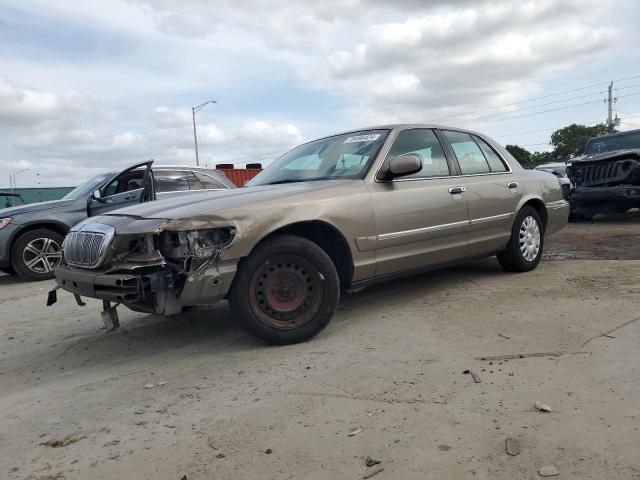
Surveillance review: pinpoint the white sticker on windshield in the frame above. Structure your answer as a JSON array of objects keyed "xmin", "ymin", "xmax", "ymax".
[{"xmin": 343, "ymin": 134, "xmax": 381, "ymax": 144}]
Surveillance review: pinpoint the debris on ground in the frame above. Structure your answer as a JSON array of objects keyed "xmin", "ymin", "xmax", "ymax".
[
  {"xmin": 157, "ymin": 381, "xmax": 167, "ymax": 386},
  {"xmin": 103, "ymin": 439, "xmax": 120, "ymax": 447},
  {"xmin": 264, "ymin": 448, "xmax": 273, "ymax": 454},
  {"xmin": 144, "ymin": 383, "xmax": 155, "ymax": 389},
  {"xmin": 134, "ymin": 409, "xmax": 145, "ymax": 415},
  {"xmin": 505, "ymin": 438, "xmax": 520, "ymax": 456},
  {"xmin": 216, "ymin": 453, "xmax": 226, "ymax": 459},
  {"xmin": 207, "ymin": 435, "xmax": 219, "ymax": 450},
  {"xmin": 463, "ymin": 370, "xmax": 481, "ymax": 383},
  {"xmin": 539, "ymin": 465, "xmax": 559, "ymax": 476},
  {"xmin": 363, "ymin": 466, "xmax": 384, "ymax": 478},
  {"xmin": 41, "ymin": 434, "xmax": 86, "ymax": 448},
  {"xmin": 535, "ymin": 401, "xmax": 553, "ymax": 412},
  {"xmin": 348, "ymin": 428, "xmax": 363, "ymax": 437},
  {"xmin": 497, "ymin": 333, "xmax": 511, "ymax": 339},
  {"xmin": 365, "ymin": 456, "xmax": 381, "ymax": 467},
  {"xmin": 437, "ymin": 445, "xmax": 451, "ymax": 451}
]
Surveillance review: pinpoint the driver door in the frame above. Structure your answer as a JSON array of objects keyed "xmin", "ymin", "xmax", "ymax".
[
  {"xmin": 88, "ymin": 161, "xmax": 155, "ymax": 216},
  {"xmin": 369, "ymin": 128, "xmax": 470, "ymax": 275}
]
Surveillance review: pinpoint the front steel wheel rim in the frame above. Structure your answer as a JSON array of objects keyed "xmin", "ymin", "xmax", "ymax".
[
  {"xmin": 23, "ymin": 237, "xmax": 63, "ymax": 274},
  {"xmin": 249, "ymin": 255, "xmax": 323, "ymax": 330},
  {"xmin": 519, "ymin": 216, "xmax": 541, "ymax": 262}
]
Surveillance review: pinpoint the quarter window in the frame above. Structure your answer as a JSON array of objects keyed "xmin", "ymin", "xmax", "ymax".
[
  {"xmin": 443, "ymin": 131, "xmax": 491, "ymax": 175},
  {"xmin": 473, "ymin": 135, "xmax": 508, "ymax": 172},
  {"xmin": 154, "ymin": 170, "xmax": 190, "ymax": 192},
  {"xmin": 386, "ymin": 129, "xmax": 450, "ymax": 178},
  {"xmin": 194, "ymin": 172, "xmax": 226, "ymax": 189}
]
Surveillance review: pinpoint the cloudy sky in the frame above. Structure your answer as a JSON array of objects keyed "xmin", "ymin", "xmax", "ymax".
[{"xmin": 1, "ymin": 0, "xmax": 639, "ymax": 188}]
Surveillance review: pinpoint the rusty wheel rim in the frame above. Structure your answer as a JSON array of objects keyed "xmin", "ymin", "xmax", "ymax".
[{"xmin": 249, "ymin": 255, "xmax": 323, "ymax": 330}]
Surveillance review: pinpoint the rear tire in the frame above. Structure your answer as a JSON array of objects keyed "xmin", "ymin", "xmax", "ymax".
[
  {"xmin": 229, "ymin": 235, "xmax": 340, "ymax": 344},
  {"xmin": 11, "ymin": 229, "xmax": 64, "ymax": 281},
  {"xmin": 497, "ymin": 207, "xmax": 544, "ymax": 272}
]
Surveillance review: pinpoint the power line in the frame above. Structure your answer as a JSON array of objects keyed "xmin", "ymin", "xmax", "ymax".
[
  {"xmin": 452, "ymin": 90, "xmax": 607, "ymax": 125},
  {"xmin": 426, "ymin": 74, "xmax": 640, "ymax": 123},
  {"xmin": 464, "ymin": 91, "xmax": 640, "ymax": 127}
]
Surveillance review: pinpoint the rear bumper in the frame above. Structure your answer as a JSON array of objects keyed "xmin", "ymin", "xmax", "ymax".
[{"xmin": 545, "ymin": 199, "xmax": 570, "ymax": 236}]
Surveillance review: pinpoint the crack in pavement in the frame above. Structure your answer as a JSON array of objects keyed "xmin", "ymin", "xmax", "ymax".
[{"xmin": 580, "ymin": 316, "xmax": 640, "ymax": 349}]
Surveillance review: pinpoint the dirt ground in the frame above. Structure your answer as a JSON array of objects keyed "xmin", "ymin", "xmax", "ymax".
[{"xmin": 1, "ymin": 214, "xmax": 639, "ymax": 480}]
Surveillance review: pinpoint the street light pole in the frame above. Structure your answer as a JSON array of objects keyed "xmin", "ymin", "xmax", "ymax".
[
  {"xmin": 10, "ymin": 168, "xmax": 30, "ymax": 193},
  {"xmin": 192, "ymin": 100, "xmax": 217, "ymax": 166}
]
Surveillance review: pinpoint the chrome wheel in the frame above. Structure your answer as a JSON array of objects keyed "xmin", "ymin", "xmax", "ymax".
[
  {"xmin": 519, "ymin": 215, "xmax": 541, "ymax": 262},
  {"xmin": 22, "ymin": 237, "xmax": 63, "ymax": 274}
]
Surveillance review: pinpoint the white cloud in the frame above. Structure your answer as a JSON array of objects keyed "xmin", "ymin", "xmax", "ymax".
[{"xmin": 0, "ymin": 0, "xmax": 634, "ymax": 188}]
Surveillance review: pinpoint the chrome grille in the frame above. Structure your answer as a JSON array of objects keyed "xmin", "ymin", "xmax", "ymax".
[{"xmin": 63, "ymin": 223, "xmax": 115, "ymax": 268}]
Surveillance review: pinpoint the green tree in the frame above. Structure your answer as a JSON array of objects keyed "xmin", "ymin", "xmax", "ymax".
[
  {"xmin": 550, "ymin": 123, "xmax": 615, "ymax": 160},
  {"xmin": 505, "ymin": 144, "xmax": 532, "ymax": 164}
]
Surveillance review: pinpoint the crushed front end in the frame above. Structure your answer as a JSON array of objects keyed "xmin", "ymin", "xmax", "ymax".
[
  {"xmin": 566, "ymin": 150, "xmax": 640, "ymax": 218},
  {"xmin": 52, "ymin": 220, "xmax": 238, "ymax": 317}
]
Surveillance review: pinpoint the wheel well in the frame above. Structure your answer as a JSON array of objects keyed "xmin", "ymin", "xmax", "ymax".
[
  {"xmin": 260, "ymin": 221, "xmax": 354, "ymax": 288},
  {"xmin": 11, "ymin": 222, "xmax": 69, "ymax": 249},
  {"xmin": 522, "ymin": 199, "xmax": 548, "ymax": 230}
]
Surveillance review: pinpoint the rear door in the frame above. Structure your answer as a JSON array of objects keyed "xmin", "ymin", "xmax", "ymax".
[
  {"xmin": 369, "ymin": 128, "xmax": 470, "ymax": 275},
  {"xmin": 440, "ymin": 130, "xmax": 522, "ymax": 255}
]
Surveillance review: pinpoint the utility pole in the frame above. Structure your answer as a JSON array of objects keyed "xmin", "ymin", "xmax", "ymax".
[
  {"xmin": 192, "ymin": 107, "xmax": 200, "ymax": 167},
  {"xmin": 606, "ymin": 81, "xmax": 613, "ymax": 127},
  {"xmin": 191, "ymin": 100, "xmax": 217, "ymax": 167}
]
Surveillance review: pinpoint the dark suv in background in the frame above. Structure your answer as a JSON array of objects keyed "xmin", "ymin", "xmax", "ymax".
[
  {"xmin": 566, "ymin": 129, "xmax": 640, "ymax": 220},
  {"xmin": 0, "ymin": 161, "xmax": 235, "ymax": 280}
]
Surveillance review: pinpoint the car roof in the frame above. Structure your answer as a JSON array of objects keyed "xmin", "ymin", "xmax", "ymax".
[
  {"xmin": 305, "ymin": 123, "xmax": 493, "ymax": 144},
  {"xmin": 588, "ymin": 128, "xmax": 640, "ymax": 140}
]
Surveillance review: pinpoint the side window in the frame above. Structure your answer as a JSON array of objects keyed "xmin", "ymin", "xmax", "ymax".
[
  {"xmin": 102, "ymin": 171, "xmax": 144, "ymax": 197},
  {"xmin": 194, "ymin": 172, "xmax": 226, "ymax": 189},
  {"xmin": 187, "ymin": 172, "xmax": 204, "ymax": 190},
  {"xmin": 473, "ymin": 135, "xmax": 508, "ymax": 173},
  {"xmin": 386, "ymin": 129, "xmax": 450, "ymax": 178},
  {"xmin": 154, "ymin": 170, "xmax": 189, "ymax": 193},
  {"xmin": 443, "ymin": 131, "xmax": 491, "ymax": 175}
]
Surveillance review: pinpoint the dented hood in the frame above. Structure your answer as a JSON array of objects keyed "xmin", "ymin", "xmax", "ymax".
[{"xmin": 91, "ymin": 180, "xmax": 356, "ymax": 233}]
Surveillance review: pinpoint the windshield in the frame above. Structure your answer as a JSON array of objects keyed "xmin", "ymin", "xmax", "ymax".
[
  {"xmin": 246, "ymin": 130, "xmax": 389, "ymax": 186},
  {"xmin": 62, "ymin": 173, "xmax": 113, "ymax": 199},
  {"xmin": 584, "ymin": 131, "xmax": 640, "ymax": 154}
]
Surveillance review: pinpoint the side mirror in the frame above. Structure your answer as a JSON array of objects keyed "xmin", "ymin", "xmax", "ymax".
[
  {"xmin": 388, "ymin": 154, "xmax": 422, "ymax": 178},
  {"xmin": 92, "ymin": 189, "xmax": 102, "ymax": 200}
]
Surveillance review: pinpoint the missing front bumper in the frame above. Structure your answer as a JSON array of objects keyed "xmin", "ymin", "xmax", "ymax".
[{"xmin": 52, "ymin": 258, "xmax": 238, "ymax": 315}]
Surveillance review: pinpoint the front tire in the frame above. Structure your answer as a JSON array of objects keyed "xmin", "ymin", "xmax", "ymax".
[
  {"xmin": 497, "ymin": 207, "xmax": 544, "ymax": 272},
  {"xmin": 229, "ymin": 235, "xmax": 340, "ymax": 344},
  {"xmin": 11, "ymin": 229, "xmax": 64, "ymax": 281}
]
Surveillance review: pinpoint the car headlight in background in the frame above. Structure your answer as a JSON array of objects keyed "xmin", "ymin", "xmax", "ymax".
[{"xmin": 0, "ymin": 217, "xmax": 12, "ymax": 230}]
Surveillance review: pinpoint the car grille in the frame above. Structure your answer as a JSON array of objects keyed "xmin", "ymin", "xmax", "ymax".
[
  {"xmin": 63, "ymin": 223, "xmax": 115, "ymax": 268},
  {"xmin": 578, "ymin": 162, "xmax": 621, "ymax": 185}
]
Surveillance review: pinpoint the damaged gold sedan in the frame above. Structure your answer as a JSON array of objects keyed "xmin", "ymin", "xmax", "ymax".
[{"xmin": 50, "ymin": 124, "xmax": 569, "ymax": 344}]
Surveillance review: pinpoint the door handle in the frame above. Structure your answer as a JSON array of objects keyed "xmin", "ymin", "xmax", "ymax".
[
  {"xmin": 448, "ymin": 186, "xmax": 466, "ymax": 194},
  {"xmin": 507, "ymin": 181, "xmax": 519, "ymax": 189},
  {"xmin": 124, "ymin": 195, "xmax": 136, "ymax": 200}
]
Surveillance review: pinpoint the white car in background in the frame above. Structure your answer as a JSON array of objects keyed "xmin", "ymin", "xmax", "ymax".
[{"xmin": 535, "ymin": 162, "xmax": 570, "ymax": 199}]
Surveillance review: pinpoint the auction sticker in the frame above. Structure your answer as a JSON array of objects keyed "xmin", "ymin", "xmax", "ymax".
[{"xmin": 344, "ymin": 134, "xmax": 381, "ymax": 143}]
